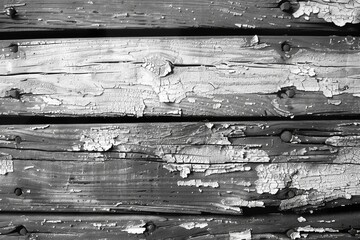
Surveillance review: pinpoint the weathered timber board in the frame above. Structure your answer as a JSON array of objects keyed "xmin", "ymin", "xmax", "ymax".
[
  {"xmin": 0, "ymin": 121, "xmax": 360, "ymax": 214},
  {"xmin": 0, "ymin": 212, "xmax": 359, "ymax": 239},
  {"xmin": 1, "ymin": 36, "xmax": 360, "ymax": 117},
  {"xmin": 1, "ymin": 0, "xmax": 359, "ymax": 33}
]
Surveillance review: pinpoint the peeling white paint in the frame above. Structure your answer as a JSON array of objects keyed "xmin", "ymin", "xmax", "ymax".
[
  {"xmin": 177, "ymin": 179, "xmax": 219, "ymax": 188},
  {"xmin": 93, "ymin": 222, "xmax": 117, "ymax": 228},
  {"xmin": 122, "ymin": 221, "xmax": 146, "ymax": 234},
  {"xmin": 164, "ymin": 163, "xmax": 250, "ymax": 178},
  {"xmin": 297, "ymin": 216, "xmax": 307, "ymax": 222},
  {"xmin": 293, "ymin": 0, "xmax": 360, "ymax": 27},
  {"xmin": 41, "ymin": 96, "xmax": 62, "ymax": 105},
  {"xmin": 0, "ymin": 154, "xmax": 13, "ymax": 175},
  {"xmin": 179, "ymin": 222, "xmax": 208, "ymax": 229},
  {"xmin": 75, "ymin": 127, "xmax": 130, "ymax": 151},
  {"xmin": 162, "ymin": 146, "xmax": 270, "ymax": 164},
  {"xmin": 296, "ymin": 225, "xmax": 339, "ymax": 233},
  {"xmin": 325, "ymin": 136, "xmax": 360, "ymax": 146},
  {"xmin": 221, "ymin": 197, "xmax": 264, "ymax": 208},
  {"xmin": 229, "ymin": 229, "xmax": 252, "ymax": 240},
  {"xmin": 31, "ymin": 125, "xmax": 50, "ymax": 130},
  {"xmin": 255, "ymin": 163, "xmax": 360, "ymax": 210}
]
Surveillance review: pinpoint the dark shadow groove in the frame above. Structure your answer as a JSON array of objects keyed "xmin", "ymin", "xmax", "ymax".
[
  {"xmin": 2, "ymin": 203, "xmax": 360, "ymax": 217},
  {"xmin": 1, "ymin": 114, "xmax": 360, "ymax": 125},
  {"xmin": 1, "ymin": 25, "xmax": 360, "ymax": 40}
]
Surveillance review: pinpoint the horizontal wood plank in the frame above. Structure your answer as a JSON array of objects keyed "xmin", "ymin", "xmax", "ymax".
[
  {"xmin": 1, "ymin": 0, "xmax": 359, "ymax": 33},
  {"xmin": 1, "ymin": 36, "xmax": 360, "ymax": 117},
  {"xmin": 0, "ymin": 211, "xmax": 359, "ymax": 239},
  {"xmin": 0, "ymin": 121, "xmax": 360, "ymax": 214}
]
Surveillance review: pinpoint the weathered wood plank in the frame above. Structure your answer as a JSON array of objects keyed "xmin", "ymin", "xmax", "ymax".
[
  {"xmin": 1, "ymin": 0, "xmax": 359, "ymax": 33},
  {"xmin": 1, "ymin": 120, "xmax": 360, "ymax": 214},
  {"xmin": 0, "ymin": 211, "xmax": 359, "ymax": 239},
  {"xmin": 1, "ymin": 36, "xmax": 360, "ymax": 117}
]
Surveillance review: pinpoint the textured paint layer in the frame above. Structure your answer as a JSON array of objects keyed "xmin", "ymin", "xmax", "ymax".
[
  {"xmin": 293, "ymin": 0, "xmax": 360, "ymax": 27},
  {"xmin": 255, "ymin": 163, "xmax": 360, "ymax": 210},
  {"xmin": 0, "ymin": 154, "xmax": 13, "ymax": 175}
]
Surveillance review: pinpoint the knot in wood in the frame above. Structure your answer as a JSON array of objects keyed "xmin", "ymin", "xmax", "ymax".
[{"xmin": 142, "ymin": 56, "xmax": 174, "ymax": 77}]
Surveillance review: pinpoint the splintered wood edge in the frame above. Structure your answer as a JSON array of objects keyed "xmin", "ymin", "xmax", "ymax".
[{"xmin": 0, "ymin": 36, "xmax": 360, "ymax": 117}]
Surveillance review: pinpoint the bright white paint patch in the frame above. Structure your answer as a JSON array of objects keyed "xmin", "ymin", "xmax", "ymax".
[
  {"xmin": 293, "ymin": 0, "xmax": 360, "ymax": 27},
  {"xmin": 229, "ymin": 229, "xmax": 252, "ymax": 240},
  {"xmin": 177, "ymin": 179, "xmax": 219, "ymax": 188},
  {"xmin": 179, "ymin": 222, "xmax": 208, "ymax": 229},
  {"xmin": 255, "ymin": 163, "xmax": 360, "ymax": 210},
  {"xmin": 0, "ymin": 154, "xmax": 13, "ymax": 175}
]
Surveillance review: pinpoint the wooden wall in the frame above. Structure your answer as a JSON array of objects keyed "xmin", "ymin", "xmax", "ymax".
[{"xmin": 1, "ymin": 0, "xmax": 360, "ymax": 239}]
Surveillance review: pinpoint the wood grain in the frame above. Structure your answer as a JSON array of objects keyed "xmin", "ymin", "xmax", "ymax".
[
  {"xmin": 1, "ymin": 120, "xmax": 360, "ymax": 214},
  {"xmin": 0, "ymin": 36, "xmax": 360, "ymax": 117},
  {"xmin": 1, "ymin": 0, "xmax": 359, "ymax": 33},
  {"xmin": 0, "ymin": 211, "xmax": 359, "ymax": 239}
]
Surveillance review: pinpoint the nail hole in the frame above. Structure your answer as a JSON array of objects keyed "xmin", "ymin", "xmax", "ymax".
[
  {"xmin": 281, "ymin": 41, "xmax": 291, "ymax": 52},
  {"xmin": 14, "ymin": 188, "xmax": 23, "ymax": 196},
  {"xmin": 145, "ymin": 222, "xmax": 156, "ymax": 233},
  {"xmin": 278, "ymin": 0, "xmax": 299, "ymax": 14},
  {"xmin": 17, "ymin": 226, "xmax": 28, "ymax": 236},
  {"xmin": 287, "ymin": 190, "xmax": 295, "ymax": 198},
  {"xmin": 14, "ymin": 136, "xmax": 21, "ymax": 144},
  {"xmin": 286, "ymin": 229, "xmax": 296, "ymax": 238},
  {"xmin": 5, "ymin": 7, "xmax": 17, "ymax": 19},
  {"xmin": 285, "ymin": 89, "xmax": 296, "ymax": 98},
  {"xmin": 8, "ymin": 43, "xmax": 18, "ymax": 53},
  {"xmin": 280, "ymin": 131, "xmax": 293, "ymax": 143},
  {"xmin": 6, "ymin": 88, "xmax": 21, "ymax": 99}
]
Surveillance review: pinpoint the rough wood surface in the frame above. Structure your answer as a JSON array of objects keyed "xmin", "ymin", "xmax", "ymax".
[
  {"xmin": 1, "ymin": 120, "xmax": 360, "ymax": 214},
  {"xmin": 0, "ymin": 211, "xmax": 359, "ymax": 239},
  {"xmin": 1, "ymin": 0, "xmax": 359, "ymax": 33},
  {"xmin": 1, "ymin": 36, "xmax": 360, "ymax": 117}
]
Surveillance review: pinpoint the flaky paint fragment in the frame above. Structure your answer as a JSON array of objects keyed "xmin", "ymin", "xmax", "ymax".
[
  {"xmin": 0, "ymin": 154, "xmax": 13, "ymax": 175},
  {"xmin": 293, "ymin": 0, "xmax": 360, "ymax": 27},
  {"xmin": 297, "ymin": 216, "xmax": 307, "ymax": 222},
  {"xmin": 229, "ymin": 229, "xmax": 252, "ymax": 240},
  {"xmin": 255, "ymin": 163, "xmax": 360, "ymax": 210},
  {"xmin": 164, "ymin": 163, "xmax": 250, "ymax": 178},
  {"xmin": 74, "ymin": 127, "xmax": 130, "ymax": 151},
  {"xmin": 325, "ymin": 136, "xmax": 360, "ymax": 146},
  {"xmin": 177, "ymin": 179, "xmax": 219, "ymax": 188},
  {"xmin": 162, "ymin": 146, "xmax": 270, "ymax": 164},
  {"xmin": 93, "ymin": 223, "xmax": 117, "ymax": 228},
  {"xmin": 41, "ymin": 96, "xmax": 62, "ymax": 105},
  {"xmin": 221, "ymin": 197, "xmax": 264, "ymax": 208},
  {"xmin": 333, "ymin": 147, "xmax": 360, "ymax": 164},
  {"xmin": 122, "ymin": 221, "xmax": 146, "ymax": 234},
  {"xmin": 162, "ymin": 145, "xmax": 268, "ymax": 177},
  {"xmin": 179, "ymin": 222, "xmax": 208, "ymax": 229}
]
